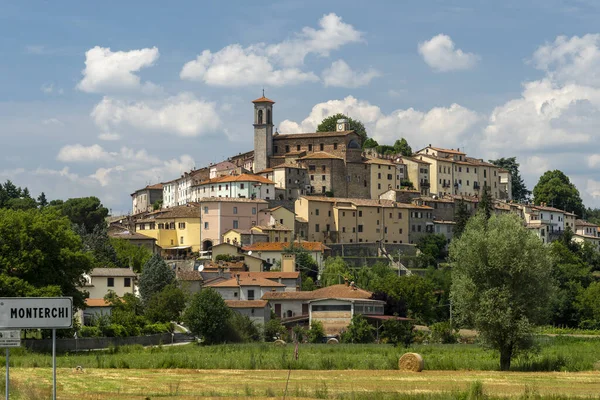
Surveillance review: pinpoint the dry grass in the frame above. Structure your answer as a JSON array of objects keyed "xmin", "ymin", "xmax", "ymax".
[{"xmin": 5, "ymin": 368, "xmax": 600, "ymax": 399}]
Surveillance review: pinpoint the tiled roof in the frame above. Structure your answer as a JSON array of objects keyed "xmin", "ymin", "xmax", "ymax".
[
  {"xmin": 256, "ymin": 168, "xmax": 274, "ymax": 174},
  {"xmin": 262, "ymin": 284, "xmax": 373, "ymax": 300},
  {"xmin": 416, "ymin": 196, "xmax": 455, "ymax": 203},
  {"xmin": 238, "ymin": 272, "xmax": 299, "ymax": 279},
  {"xmin": 141, "ymin": 205, "xmax": 201, "ymax": 220},
  {"xmin": 146, "ymin": 183, "xmax": 164, "ymax": 190},
  {"xmin": 364, "ymin": 158, "xmax": 396, "ymax": 166},
  {"xmin": 195, "ymin": 197, "xmax": 269, "ymax": 204},
  {"xmin": 424, "ymin": 146, "xmax": 466, "ymax": 155},
  {"xmin": 85, "ymin": 298, "xmax": 110, "ymax": 307},
  {"xmin": 197, "ymin": 174, "xmax": 275, "ymax": 185},
  {"xmin": 176, "ymin": 270, "xmax": 203, "ymax": 281},
  {"xmin": 576, "ymin": 219, "xmax": 599, "ymax": 227},
  {"xmin": 274, "ymin": 131, "xmax": 354, "ymax": 140},
  {"xmin": 225, "ymin": 300, "xmax": 269, "ymax": 308},
  {"xmin": 398, "ymin": 156, "xmax": 431, "ymax": 165},
  {"xmin": 253, "ymin": 223, "xmax": 293, "ymax": 232},
  {"xmin": 434, "ymin": 220, "xmax": 456, "ymax": 224},
  {"xmin": 252, "ymin": 96, "xmax": 275, "ymax": 104},
  {"xmin": 205, "ymin": 276, "xmax": 286, "ymax": 288},
  {"xmin": 300, "ymin": 196, "xmax": 433, "ymax": 210},
  {"xmin": 242, "ymin": 241, "xmax": 330, "ymax": 252},
  {"xmin": 108, "ymin": 230, "xmax": 157, "ymax": 241},
  {"xmin": 298, "ymin": 151, "xmax": 344, "ymax": 161},
  {"xmin": 224, "ymin": 228, "xmax": 268, "ymax": 236},
  {"xmin": 90, "ymin": 268, "xmax": 137, "ymax": 277},
  {"xmin": 534, "ymin": 205, "xmax": 567, "ymax": 213},
  {"xmin": 272, "ymin": 164, "xmax": 306, "ymax": 170},
  {"xmin": 464, "ymin": 157, "xmax": 497, "ymax": 167}
]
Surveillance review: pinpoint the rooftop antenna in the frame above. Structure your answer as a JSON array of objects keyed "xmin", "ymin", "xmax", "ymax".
[{"xmin": 262, "ymin": 87, "xmax": 265, "ymax": 97}]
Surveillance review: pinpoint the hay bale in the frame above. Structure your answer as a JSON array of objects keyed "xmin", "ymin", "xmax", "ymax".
[
  {"xmin": 273, "ymin": 339, "xmax": 286, "ymax": 346},
  {"xmin": 326, "ymin": 338, "xmax": 339, "ymax": 345},
  {"xmin": 398, "ymin": 353, "xmax": 424, "ymax": 372}
]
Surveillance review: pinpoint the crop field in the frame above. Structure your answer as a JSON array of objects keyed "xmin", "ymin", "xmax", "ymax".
[{"xmin": 4, "ymin": 368, "xmax": 600, "ymax": 399}]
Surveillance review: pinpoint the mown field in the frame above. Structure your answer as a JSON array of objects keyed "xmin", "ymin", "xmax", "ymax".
[{"xmin": 4, "ymin": 368, "xmax": 600, "ymax": 399}]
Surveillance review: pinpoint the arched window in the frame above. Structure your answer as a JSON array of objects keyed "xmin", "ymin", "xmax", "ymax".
[
  {"xmin": 348, "ymin": 139, "xmax": 360, "ymax": 149},
  {"xmin": 257, "ymin": 110, "xmax": 263, "ymax": 124},
  {"xmin": 267, "ymin": 109, "xmax": 272, "ymax": 124}
]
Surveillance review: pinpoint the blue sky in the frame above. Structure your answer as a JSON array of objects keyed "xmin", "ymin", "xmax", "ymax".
[{"xmin": 2, "ymin": 0, "xmax": 600, "ymax": 213}]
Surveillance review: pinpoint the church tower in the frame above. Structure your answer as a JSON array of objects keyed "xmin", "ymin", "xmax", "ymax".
[{"xmin": 252, "ymin": 94, "xmax": 275, "ymax": 173}]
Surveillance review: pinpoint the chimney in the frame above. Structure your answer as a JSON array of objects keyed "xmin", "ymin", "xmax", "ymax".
[
  {"xmin": 236, "ymin": 274, "xmax": 241, "ymax": 285},
  {"xmin": 344, "ymin": 278, "xmax": 349, "ymax": 287}
]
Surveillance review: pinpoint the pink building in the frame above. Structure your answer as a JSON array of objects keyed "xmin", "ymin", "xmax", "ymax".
[{"xmin": 198, "ymin": 197, "xmax": 270, "ymax": 251}]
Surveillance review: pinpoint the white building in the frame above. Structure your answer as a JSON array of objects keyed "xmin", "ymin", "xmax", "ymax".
[{"xmin": 191, "ymin": 174, "xmax": 276, "ymax": 201}]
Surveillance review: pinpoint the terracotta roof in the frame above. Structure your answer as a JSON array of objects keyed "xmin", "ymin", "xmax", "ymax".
[
  {"xmin": 176, "ymin": 270, "xmax": 203, "ymax": 281},
  {"xmin": 298, "ymin": 151, "xmax": 344, "ymax": 161},
  {"xmin": 256, "ymin": 168, "xmax": 274, "ymax": 174},
  {"xmin": 534, "ymin": 205, "xmax": 566, "ymax": 213},
  {"xmin": 398, "ymin": 156, "xmax": 431, "ymax": 165},
  {"xmin": 252, "ymin": 224, "xmax": 293, "ymax": 232},
  {"xmin": 252, "ymin": 96, "xmax": 275, "ymax": 104},
  {"xmin": 576, "ymin": 219, "xmax": 599, "ymax": 227},
  {"xmin": 300, "ymin": 196, "xmax": 433, "ymax": 210},
  {"xmin": 274, "ymin": 131, "xmax": 355, "ymax": 140},
  {"xmin": 242, "ymin": 241, "xmax": 330, "ymax": 252},
  {"xmin": 364, "ymin": 158, "xmax": 396, "ymax": 166},
  {"xmin": 205, "ymin": 276, "xmax": 286, "ymax": 288},
  {"xmin": 272, "ymin": 164, "xmax": 306, "ymax": 170},
  {"xmin": 90, "ymin": 268, "xmax": 137, "ymax": 277},
  {"xmin": 416, "ymin": 196, "xmax": 455, "ymax": 203},
  {"xmin": 238, "ymin": 272, "xmax": 299, "ymax": 279},
  {"xmin": 423, "ymin": 146, "xmax": 466, "ymax": 155},
  {"xmin": 109, "ymin": 230, "xmax": 157, "ymax": 241},
  {"xmin": 225, "ymin": 300, "xmax": 269, "ymax": 308},
  {"xmin": 197, "ymin": 174, "xmax": 275, "ymax": 185},
  {"xmin": 262, "ymin": 284, "xmax": 373, "ymax": 300},
  {"xmin": 434, "ymin": 220, "xmax": 456, "ymax": 224},
  {"xmin": 141, "ymin": 205, "xmax": 201, "ymax": 220},
  {"xmin": 195, "ymin": 197, "xmax": 269, "ymax": 204},
  {"xmin": 85, "ymin": 298, "xmax": 110, "ymax": 307},
  {"xmin": 464, "ymin": 157, "xmax": 497, "ymax": 167},
  {"xmin": 224, "ymin": 228, "xmax": 268, "ymax": 236}
]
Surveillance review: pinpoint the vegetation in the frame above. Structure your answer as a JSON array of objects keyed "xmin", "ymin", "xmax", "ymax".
[
  {"xmin": 489, "ymin": 157, "xmax": 531, "ymax": 202},
  {"xmin": 110, "ymin": 236, "xmax": 153, "ymax": 272},
  {"xmin": 138, "ymin": 253, "xmax": 176, "ymax": 304},
  {"xmin": 450, "ymin": 213, "xmax": 554, "ymax": 370},
  {"xmin": 533, "ymin": 170, "xmax": 585, "ymax": 216},
  {"xmin": 307, "ymin": 320, "xmax": 326, "ymax": 343},
  {"xmin": 183, "ymin": 288, "xmax": 231, "ymax": 344},
  {"xmin": 144, "ymin": 284, "xmax": 187, "ymax": 323},
  {"xmin": 380, "ymin": 317, "xmax": 414, "ymax": 347},
  {"xmin": 453, "ymin": 200, "xmax": 470, "ymax": 238},
  {"xmin": 341, "ymin": 315, "xmax": 375, "ymax": 343},
  {"xmin": 317, "ymin": 113, "xmax": 368, "ymax": 145},
  {"xmin": 53, "ymin": 196, "xmax": 110, "ymax": 233}
]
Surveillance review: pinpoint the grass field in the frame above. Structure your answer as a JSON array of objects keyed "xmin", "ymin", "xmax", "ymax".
[{"xmin": 4, "ymin": 368, "xmax": 600, "ymax": 399}]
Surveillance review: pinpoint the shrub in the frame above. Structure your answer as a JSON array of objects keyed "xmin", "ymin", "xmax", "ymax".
[
  {"xmin": 102, "ymin": 324, "xmax": 126, "ymax": 337},
  {"xmin": 215, "ymin": 254, "xmax": 234, "ymax": 262},
  {"xmin": 80, "ymin": 326, "xmax": 102, "ymax": 338},
  {"xmin": 341, "ymin": 315, "xmax": 374, "ymax": 344},
  {"xmin": 381, "ymin": 317, "xmax": 414, "ymax": 347},
  {"xmin": 225, "ymin": 312, "xmax": 262, "ymax": 342},
  {"xmin": 183, "ymin": 288, "xmax": 231, "ymax": 344},
  {"xmin": 292, "ymin": 325, "xmax": 307, "ymax": 342},
  {"xmin": 264, "ymin": 318, "xmax": 286, "ymax": 342},
  {"xmin": 307, "ymin": 321, "xmax": 325, "ymax": 343},
  {"xmin": 430, "ymin": 321, "xmax": 459, "ymax": 344},
  {"xmin": 142, "ymin": 323, "xmax": 171, "ymax": 335}
]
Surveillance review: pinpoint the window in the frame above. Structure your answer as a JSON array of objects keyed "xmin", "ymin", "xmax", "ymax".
[
  {"xmin": 312, "ymin": 305, "xmax": 351, "ymax": 312},
  {"xmin": 315, "ymin": 224, "xmax": 320, "ymax": 232},
  {"xmin": 326, "ymin": 224, "xmax": 330, "ymax": 231},
  {"xmin": 218, "ymin": 185, "xmax": 221, "ymax": 190},
  {"xmin": 233, "ymin": 220, "xmax": 239, "ymax": 229},
  {"xmin": 248, "ymin": 290, "xmax": 255, "ymax": 300},
  {"xmin": 297, "ymin": 145, "xmax": 301, "ymax": 151},
  {"xmin": 358, "ymin": 211, "xmax": 363, "ymax": 217},
  {"xmin": 124, "ymin": 278, "xmax": 131, "ymax": 287},
  {"xmin": 107, "ymin": 277, "xmax": 114, "ymax": 287},
  {"xmin": 322, "ymin": 175, "xmax": 326, "ymax": 181},
  {"xmin": 334, "ymin": 143, "xmax": 338, "ymax": 150},
  {"xmin": 240, "ymin": 183, "xmax": 245, "ymax": 189},
  {"xmin": 398, "ymin": 212, "xmax": 402, "ymax": 219},
  {"xmin": 234, "ymin": 292, "xmax": 238, "ymax": 298},
  {"xmin": 352, "ymin": 227, "xmax": 356, "ymax": 233},
  {"xmin": 378, "ymin": 183, "xmax": 381, "ymax": 189},
  {"xmin": 233, "ymin": 207, "xmax": 238, "ymax": 214},
  {"xmin": 378, "ymin": 173, "xmax": 381, "ymax": 179},
  {"xmin": 309, "ymin": 165, "xmax": 316, "ymax": 171},
  {"xmin": 321, "ymin": 186, "xmax": 326, "ymax": 193},
  {"xmin": 225, "ymin": 184, "xmax": 228, "ymax": 190},
  {"xmin": 178, "ymin": 222, "xmax": 186, "ymax": 229},
  {"xmin": 342, "ymin": 227, "xmax": 346, "ymax": 232},
  {"xmin": 257, "ymin": 109, "xmax": 263, "ymax": 124},
  {"xmin": 484, "ymin": 170, "xmax": 487, "ymax": 178},
  {"xmin": 204, "ymin": 222, "xmax": 209, "ymax": 229},
  {"xmin": 138, "ymin": 224, "xmax": 145, "ymax": 230},
  {"xmin": 274, "ymin": 145, "xmax": 278, "ymax": 153},
  {"xmin": 310, "ymin": 175, "xmax": 314, "ymax": 181},
  {"xmin": 158, "ymin": 223, "xmax": 165, "ymax": 229},
  {"xmin": 169, "ymin": 222, "xmax": 175, "ymax": 229},
  {"xmin": 412, "ymin": 225, "xmax": 416, "ymax": 232},
  {"xmin": 315, "ymin": 209, "xmax": 320, "ymax": 216},
  {"xmin": 358, "ymin": 225, "xmax": 364, "ymax": 232},
  {"xmin": 285, "ymin": 145, "xmax": 290, "ymax": 153},
  {"xmin": 387, "ymin": 174, "xmax": 392, "ymax": 180},
  {"xmin": 320, "ymin": 143, "xmax": 324, "ymax": 151},
  {"xmin": 399, "ymin": 228, "xmax": 403, "ymax": 234},
  {"xmin": 418, "ymin": 225, "xmax": 422, "ymax": 232},
  {"xmin": 328, "ymin": 210, "xmax": 331, "ymax": 217},
  {"xmin": 252, "ymin": 207, "xmax": 256, "ymax": 215},
  {"xmin": 211, "ymin": 186, "xmax": 215, "ymax": 191},
  {"xmin": 180, "ymin": 236, "xmax": 184, "ymax": 244},
  {"xmin": 308, "ymin": 144, "xmax": 313, "ymax": 151}
]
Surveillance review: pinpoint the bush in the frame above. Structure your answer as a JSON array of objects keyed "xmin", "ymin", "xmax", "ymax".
[
  {"xmin": 430, "ymin": 321, "xmax": 459, "ymax": 344},
  {"xmin": 381, "ymin": 317, "xmax": 414, "ymax": 347},
  {"xmin": 215, "ymin": 254, "xmax": 234, "ymax": 262},
  {"xmin": 80, "ymin": 326, "xmax": 102, "ymax": 338},
  {"xmin": 264, "ymin": 318, "xmax": 286, "ymax": 342},
  {"xmin": 292, "ymin": 325, "xmax": 307, "ymax": 342},
  {"xmin": 307, "ymin": 321, "xmax": 325, "ymax": 343},
  {"xmin": 225, "ymin": 312, "xmax": 262, "ymax": 343},
  {"xmin": 341, "ymin": 315, "xmax": 374, "ymax": 344},
  {"xmin": 142, "ymin": 322, "xmax": 172, "ymax": 335},
  {"xmin": 102, "ymin": 324, "xmax": 126, "ymax": 338},
  {"xmin": 183, "ymin": 288, "xmax": 231, "ymax": 344}
]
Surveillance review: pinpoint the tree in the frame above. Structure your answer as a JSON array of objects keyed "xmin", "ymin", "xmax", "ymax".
[
  {"xmin": 362, "ymin": 138, "xmax": 379, "ymax": 149},
  {"xmin": 110, "ymin": 237, "xmax": 153, "ymax": 273},
  {"xmin": 183, "ymin": 288, "xmax": 231, "ymax": 344},
  {"xmin": 263, "ymin": 318, "xmax": 286, "ymax": 341},
  {"xmin": 316, "ymin": 113, "xmax": 368, "ymax": 146},
  {"xmin": 57, "ymin": 196, "xmax": 109, "ymax": 233},
  {"xmin": 283, "ymin": 243, "xmax": 319, "ymax": 280},
  {"xmin": 320, "ymin": 257, "xmax": 351, "ymax": 286},
  {"xmin": 381, "ymin": 317, "xmax": 414, "ymax": 347},
  {"xmin": 341, "ymin": 314, "xmax": 374, "ymax": 343},
  {"xmin": 416, "ymin": 234, "xmax": 447, "ymax": 266},
  {"xmin": 144, "ymin": 284, "xmax": 187, "ymax": 323},
  {"xmin": 489, "ymin": 157, "xmax": 531, "ymax": 202},
  {"xmin": 104, "ymin": 292, "xmax": 146, "ymax": 336},
  {"xmin": 393, "ymin": 138, "xmax": 412, "ymax": 156},
  {"xmin": 37, "ymin": 192, "xmax": 48, "ymax": 208},
  {"xmin": 454, "ymin": 200, "xmax": 470, "ymax": 239},
  {"xmin": 138, "ymin": 254, "xmax": 176, "ymax": 303},
  {"xmin": 479, "ymin": 185, "xmax": 493, "ymax": 220},
  {"xmin": 576, "ymin": 282, "xmax": 600, "ymax": 329},
  {"xmin": 450, "ymin": 213, "xmax": 554, "ymax": 370},
  {"xmin": 533, "ymin": 170, "xmax": 585, "ymax": 216},
  {"xmin": 0, "ymin": 208, "xmax": 93, "ymax": 308},
  {"xmin": 76, "ymin": 224, "xmax": 119, "ymax": 268},
  {"xmin": 307, "ymin": 320, "xmax": 325, "ymax": 343},
  {"xmin": 373, "ymin": 274, "xmax": 437, "ymax": 323}
]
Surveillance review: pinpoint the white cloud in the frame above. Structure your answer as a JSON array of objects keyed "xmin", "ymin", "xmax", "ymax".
[
  {"xmin": 279, "ymin": 95, "xmax": 479, "ymax": 149},
  {"xmin": 42, "ymin": 118, "xmax": 64, "ymax": 126},
  {"xmin": 586, "ymin": 179, "xmax": 600, "ymax": 199},
  {"xmin": 418, "ymin": 34, "xmax": 479, "ymax": 72},
  {"xmin": 322, "ymin": 60, "xmax": 380, "ymax": 88},
  {"xmin": 98, "ymin": 132, "xmax": 121, "ymax": 141},
  {"xmin": 180, "ymin": 13, "xmax": 362, "ymax": 87},
  {"xmin": 77, "ymin": 46, "xmax": 160, "ymax": 93},
  {"xmin": 57, "ymin": 144, "xmax": 113, "ymax": 163},
  {"xmin": 91, "ymin": 93, "xmax": 221, "ymax": 137},
  {"xmin": 41, "ymin": 83, "xmax": 63, "ymax": 95},
  {"xmin": 90, "ymin": 166, "xmax": 125, "ymax": 187}
]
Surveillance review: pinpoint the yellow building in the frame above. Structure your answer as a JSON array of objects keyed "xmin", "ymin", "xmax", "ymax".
[
  {"xmin": 400, "ymin": 156, "xmax": 431, "ymax": 196},
  {"xmin": 295, "ymin": 196, "xmax": 432, "ymax": 244},
  {"xmin": 251, "ymin": 223, "xmax": 293, "ymax": 243},
  {"xmin": 222, "ymin": 229, "xmax": 268, "ymax": 247},
  {"xmin": 365, "ymin": 158, "xmax": 404, "ymax": 199},
  {"xmin": 135, "ymin": 205, "xmax": 201, "ymax": 255},
  {"xmin": 267, "ymin": 206, "xmax": 296, "ymax": 232}
]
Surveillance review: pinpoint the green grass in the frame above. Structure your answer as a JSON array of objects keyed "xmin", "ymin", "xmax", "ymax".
[
  {"xmin": 4, "ymin": 336, "xmax": 600, "ymax": 372},
  {"xmin": 536, "ymin": 326, "xmax": 600, "ymax": 336}
]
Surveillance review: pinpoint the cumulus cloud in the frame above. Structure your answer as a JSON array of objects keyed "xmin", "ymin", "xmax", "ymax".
[
  {"xmin": 98, "ymin": 132, "xmax": 121, "ymax": 141},
  {"xmin": 322, "ymin": 60, "xmax": 380, "ymax": 88},
  {"xmin": 57, "ymin": 144, "xmax": 112, "ymax": 162},
  {"xmin": 180, "ymin": 13, "xmax": 362, "ymax": 87},
  {"xmin": 279, "ymin": 95, "xmax": 479, "ymax": 148},
  {"xmin": 91, "ymin": 93, "xmax": 221, "ymax": 137},
  {"xmin": 90, "ymin": 166, "xmax": 125, "ymax": 187},
  {"xmin": 77, "ymin": 46, "xmax": 160, "ymax": 93},
  {"xmin": 418, "ymin": 34, "xmax": 479, "ymax": 72}
]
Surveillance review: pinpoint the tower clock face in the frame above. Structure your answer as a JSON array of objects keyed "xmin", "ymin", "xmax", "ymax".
[{"xmin": 338, "ymin": 124, "xmax": 344, "ymax": 130}]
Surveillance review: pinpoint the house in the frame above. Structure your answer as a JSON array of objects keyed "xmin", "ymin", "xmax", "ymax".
[
  {"xmin": 204, "ymin": 274, "xmax": 286, "ymax": 301},
  {"xmin": 191, "ymin": 174, "xmax": 276, "ymax": 201},
  {"xmin": 210, "ymin": 242, "xmax": 266, "ymax": 272},
  {"xmin": 433, "ymin": 220, "xmax": 455, "ymax": 246},
  {"xmin": 257, "ymin": 164, "xmax": 309, "ymax": 200},
  {"xmin": 265, "ymin": 206, "xmax": 296, "ymax": 233},
  {"xmin": 108, "ymin": 227, "xmax": 159, "ymax": 254},
  {"xmin": 225, "ymin": 300, "xmax": 271, "ymax": 325},
  {"xmin": 131, "ymin": 183, "xmax": 163, "ymax": 215},
  {"xmin": 400, "ymin": 156, "xmax": 431, "ymax": 196},
  {"xmin": 241, "ymin": 241, "xmax": 330, "ymax": 269},
  {"xmin": 222, "ymin": 229, "xmax": 268, "ymax": 247},
  {"xmin": 574, "ymin": 220, "xmax": 600, "ymax": 250},
  {"xmin": 176, "ymin": 269, "xmax": 203, "ymax": 295},
  {"xmin": 364, "ymin": 157, "xmax": 406, "ymax": 199},
  {"xmin": 251, "ymin": 223, "xmax": 293, "ymax": 243},
  {"xmin": 261, "ymin": 283, "xmax": 385, "ymax": 336}
]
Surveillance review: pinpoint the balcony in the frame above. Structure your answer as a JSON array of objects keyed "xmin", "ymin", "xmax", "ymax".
[
  {"xmin": 442, "ymin": 182, "xmax": 450, "ymax": 188},
  {"xmin": 421, "ymin": 180, "xmax": 430, "ymax": 188}
]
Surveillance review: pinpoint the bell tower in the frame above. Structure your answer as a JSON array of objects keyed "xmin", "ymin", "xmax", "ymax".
[{"xmin": 252, "ymin": 93, "xmax": 275, "ymax": 173}]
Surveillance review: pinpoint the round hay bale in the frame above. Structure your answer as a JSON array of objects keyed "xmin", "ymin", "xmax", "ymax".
[
  {"xmin": 326, "ymin": 338, "xmax": 339, "ymax": 345},
  {"xmin": 273, "ymin": 339, "xmax": 286, "ymax": 346},
  {"xmin": 398, "ymin": 352, "xmax": 424, "ymax": 372}
]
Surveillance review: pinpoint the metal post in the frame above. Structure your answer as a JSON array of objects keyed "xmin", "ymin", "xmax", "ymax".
[
  {"xmin": 52, "ymin": 329, "xmax": 56, "ymax": 400},
  {"xmin": 5, "ymin": 348, "xmax": 9, "ymax": 400}
]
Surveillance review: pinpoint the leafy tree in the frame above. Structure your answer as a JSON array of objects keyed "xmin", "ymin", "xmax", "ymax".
[
  {"xmin": 479, "ymin": 185, "xmax": 493, "ymax": 220},
  {"xmin": 533, "ymin": 170, "xmax": 585, "ymax": 216},
  {"xmin": 341, "ymin": 314, "xmax": 374, "ymax": 343},
  {"xmin": 576, "ymin": 282, "xmax": 600, "ymax": 329},
  {"xmin": 316, "ymin": 113, "xmax": 368, "ymax": 146},
  {"xmin": 362, "ymin": 138, "xmax": 379, "ymax": 149},
  {"xmin": 263, "ymin": 318, "xmax": 286, "ymax": 341},
  {"xmin": 585, "ymin": 207, "xmax": 600, "ymax": 225},
  {"xmin": 429, "ymin": 321, "xmax": 458, "ymax": 344},
  {"xmin": 152, "ymin": 199, "xmax": 163, "ymax": 211},
  {"xmin": 393, "ymin": 138, "xmax": 412, "ymax": 156},
  {"xmin": 381, "ymin": 317, "xmax": 414, "ymax": 347},
  {"xmin": 320, "ymin": 257, "xmax": 351, "ymax": 286},
  {"xmin": 373, "ymin": 274, "xmax": 437, "ymax": 323},
  {"xmin": 283, "ymin": 243, "xmax": 319, "ymax": 280},
  {"xmin": 0, "ymin": 208, "xmax": 93, "ymax": 308},
  {"xmin": 225, "ymin": 312, "xmax": 262, "ymax": 342},
  {"xmin": 450, "ymin": 213, "xmax": 554, "ymax": 370},
  {"xmin": 416, "ymin": 234, "xmax": 447, "ymax": 266},
  {"xmin": 301, "ymin": 274, "xmax": 316, "ymax": 291},
  {"xmin": 307, "ymin": 320, "xmax": 325, "ymax": 343},
  {"xmin": 37, "ymin": 192, "xmax": 48, "ymax": 208},
  {"xmin": 183, "ymin": 288, "xmax": 231, "ymax": 344},
  {"xmin": 57, "ymin": 196, "xmax": 109, "ymax": 233},
  {"xmin": 5, "ymin": 197, "xmax": 38, "ymax": 210},
  {"xmin": 104, "ymin": 292, "xmax": 146, "ymax": 336},
  {"xmin": 110, "ymin": 237, "xmax": 153, "ymax": 273},
  {"xmin": 138, "ymin": 254, "xmax": 176, "ymax": 303},
  {"xmin": 425, "ymin": 266, "xmax": 452, "ymax": 322},
  {"xmin": 489, "ymin": 157, "xmax": 531, "ymax": 202},
  {"xmin": 76, "ymin": 224, "xmax": 119, "ymax": 268},
  {"xmin": 144, "ymin": 283, "xmax": 187, "ymax": 323}
]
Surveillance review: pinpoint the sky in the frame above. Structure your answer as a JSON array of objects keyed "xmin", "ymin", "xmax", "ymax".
[{"xmin": 2, "ymin": 0, "xmax": 600, "ymax": 214}]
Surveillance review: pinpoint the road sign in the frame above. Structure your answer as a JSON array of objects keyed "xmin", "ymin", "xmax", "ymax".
[
  {"xmin": 0, "ymin": 297, "xmax": 73, "ymax": 329},
  {"xmin": 0, "ymin": 330, "xmax": 20, "ymax": 348}
]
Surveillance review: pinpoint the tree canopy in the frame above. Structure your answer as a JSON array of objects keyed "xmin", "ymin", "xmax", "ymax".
[
  {"xmin": 533, "ymin": 170, "xmax": 585, "ymax": 216},
  {"xmin": 316, "ymin": 113, "xmax": 368, "ymax": 145},
  {"xmin": 183, "ymin": 288, "xmax": 231, "ymax": 344},
  {"xmin": 489, "ymin": 157, "xmax": 530, "ymax": 202},
  {"xmin": 55, "ymin": 196, "xmax": 109, "ymax": 233},
  {"xmin": 138, "ymin": 254, "xmax": 176, "ymax": 303},
  {"xmin": 450, "ymin": 213, "xmax": 554, "ymax": 370}
]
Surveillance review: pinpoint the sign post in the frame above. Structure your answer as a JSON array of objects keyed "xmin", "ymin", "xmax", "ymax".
[
  {"xmin": 0, "ymin": 298, "xmax": 72, "ymax": 400},
  {"xmin": 0, "ymin": 329, "xmax": 21, "ymax": 400}
]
